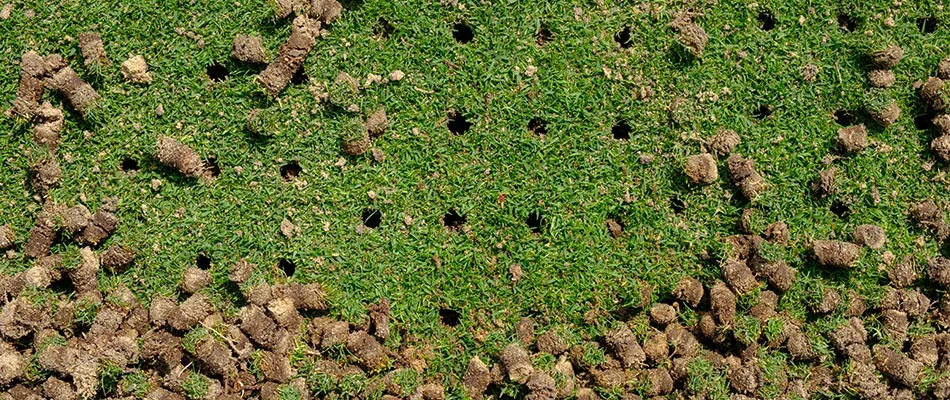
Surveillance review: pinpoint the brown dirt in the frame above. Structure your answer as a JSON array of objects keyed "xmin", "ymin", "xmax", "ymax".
[
  {"xmin": 882, "ymin": 309, "xmax": 909, "ymax": 343},
  {"xmin": 101, "ymin": 244, "xmax": 135, "ymax": 273},
  {"xmin": 57, "ymin": 204, "xmax": 90, "ymax": 235},
  {"xmin": 933, "ymin": 135, "xmax": 950, "ymax": 161},
  {"xmin": 850, "ymin": 362, "xmax": 888, "ymax": 399},
  {"xmin": 462, "ymin": 356, "xmax": 490, "ymax": 398},
  {"xmin": 812, "ymin": 167, "xmax": 837, "ymax": 199},
  {"xmin": 307, "ymin": 0, "xmax": 343, "ymax": 24},
  {"xmin": 41, "ymin": 376, "xmax": 76, "ymax": 400},
  {"xmin": 727, "ymin": 155, "xmax": 767, "ymax": 200},
  {"xmin": 684, "ymin": 153, "xmax": 718, "ymax": 185},
  {"xmin": 24, "ymin": 214, "xmax": 56, "ymax": 258},
  {"xmin": 830, "ymin": 317, "xmax": 871, "ymax": 362},
  {"xmin": 812, "ymin": 240, "xmax": 861, "ymax": 268},
  {"xmin": 155, "ymin": 135, "xmax": 204, "ymax": 178},
  {"xmin": 869, "ymin": 100, "xmax": 900, "ymax": 127},
  {"xmin": 141, "ymin": 329, "xmax": 183, "ymax": 371},
  {"xmin": 536, "ymin": 330, "xmax": 567, "ymax": 355},
  {"xmin": 673, "ymin": 277, "xmax": 703, "ymax": 307},
  {"xmin": 45, "ymin": 64, "xmax": 99, "ymax": 116},
  {"xmin": 500, "ymin": 342, "xmax": 534, "ymax": 384},
  {"xmin": 369, "ymin": 297, "xmax": 391, "ymax": 341},
  {"xmin": 274, "ymin": 282, "xmax": 327, "ymax": 310},
  {"xmin": 8, "ymin": 51, "xmax": 46, "ymax": 118},
  {"xmin": 709, "ymin": 281, "xmax": 736, "ymax": 327},
  {"xmin": 342, "ymin": 127, "xmax": 371, "ymax": 155},
  {"xmin": 869, "ymin": 69, "xmax": 896, "ymax": 88},
  {"xmin": 836, "ymin": 124, "xmax": 868, "ymax": 153},
  {"xmin": 911, "ymin": 199, "xmax": 949, "ymax": 239},
  {"xmin": 77, "ymin": 32, "xmax": 109, "ymax": 67},
  {"xmin": 729, "ymin": 363, "xmax": 761, "ymax": 394},
  {"xmin": 785, "ymin": 326, "xmax": 815, "ymax": 361},
  {"xmin": 32, "ymin": 101, "xmax": 63, "ymax": 150},
  {"xmin": 268, "ymin": 296, "xmax": 302, "ymax": 328},
  {"xmin": 77, "ymin": 208, "xmax": 118, "ymax": 246},
  {"xmin": 874, "ymin": 346, "xmax": 922, "ymax": 387},
  {"xmin": 749, "ymin": 290, "xmax": 777, "ymax": 321},
  {"xmin": 366, "ymin": 108, "xmax": 389, "ymax": 138},
  {"xmin": 605, "ymin": 324, "xmax": 645, "ymax": 368},
  {"xmin": 935, "ymin": 114, "xmax": 950, "ymax": 135},
  {"xmin": 922, "ymin": 77, "xmax": 948, "ymax": 112},
  {"xmin": 853, "ymin": 224, "xmax": 886, "ymax": 249},
  {"xmin": 870, "ymin": 45, "xmax": 903, "ymax": 69},
  {"xmin": 167, "ymin": 293, "xmax": 212, "ymax": 331},
  {"xmin": 180, "ymin": 267, "xmax": 211, "ymax": 293},
  {"xmin": 259, "ymin": 349, "xmax": 294, "ymax": 382},
  {"xmin": 802, "ymin": 64, "xmax": 819, "ymax": 82},
  {"xmin": 882, "ymin": 288, "xmax": 931, "ymax": 317},
  {"xmin": 764, "ymin": 220, "xmax": 789, "ymax": 244},
  {"xmin": 910, "ymin": 335, "xmax": 939, "ymax": 367},
  {"xmin": 30, "ymin": 157, "xmax": 61, "ymax": 197},
  {"xmin": 525, "ymin": 371, "xmax": 557, "ymax": 400},
  {"xmin": 939, "ymin": 58, "xmax": 950, "ymax": 80},
  {"xmin": 120, "ymin": 55, "xmax": 152, "ymax": 84},
  {"xmin": 889, "ymin": 256, "xmax": 918, "ymax": 288},
  {"xmin": 0, "ymin": 225, "xmax": 13, "ymax": 250},
  {"xmin": 649, "ymin": 303, "xmax": 676, "ymax": 327},
  {"xmin": 642, "ymin": 330, "xmax": 668, "ymax": 365},
  {"xmin": 813, "ymin": 288, "xmax": 840, "ymax": 314},
  {"xmin": 706, "ymin": 128, "xmax": 740, "ymax": 156},
  {"xmin": 231, "ymin": 34, "xmax": 268, "ymax": 64},
  {"xmin": 722, "ymin": 261, "xmax": 758, "ymax": 294},
  {"xmin": 257, "ymin": 15, "xmax": 321, "ymax": 96},
  {"xmin": 645, "ymin": 367, "xmax": 673, "ymax": 396},
  {"xmin": 669, "ymin": 14, "xmax": 707, "ymax": 57},
  {"xmin": 228, "ymin": 258, "xmax": 255, "ymax": 283},
  {"xmin": 239, "ymin": 305, "xmax": 282, "ymax": 349},
  {"xmin": 606, "ymin": 219, "xmax": 623, "ymax": 238},
  {"xmin": 929, "ymin": 257, "xmax": 950, "ymax": 289}
]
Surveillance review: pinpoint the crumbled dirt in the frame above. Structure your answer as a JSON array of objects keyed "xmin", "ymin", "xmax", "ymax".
[
  {"xmin": 642, "ymin": 330, "xmax": 668, "ymax": 365},
  {"xmin": 935, "ymin": 114, "xmax": 950, "ymax": 135},
  {"xmin": 813, "ymin": 240, "xmax": 861, "ymax": 268},
  {"xmin": 649, "ymin": 303, "xmax": 676, "ymax": 327},
  {"xmin": 366, "ymin": 108, "xmax": 389, "ymax": 138},
  {"xmin": 77, "ymin": 208, "xmax": 118, "ymax": 246},
  {"xmin": 259, "ymin": 349, "xmax": 293, "ymax": 382},
  {"xmin": 723, "ymin": 261, "xmax": 758, "ymax": 294},
  {"xmin": 874, "ymin": 346, "xmax": 922, "ymax": 387},
  {"xmin": 684, "ymin": 153, "xmax": 718, "ymax": 184},
  {"xmin": 180, "ymin": 267, "xmax": 211, "ymax": 293},
  {"xmin": 853, "ymin": 224, "xmax": 886, "ymax": 249},
  {"xmin": 30, "ymin": 157, "xmax": 61, "ymax": 197},
  {"xmin": 606, "ymin": 323, "xmax": 645, "ymax": 368},
  {"xmin": 536, "ymin": 330, "xmax": 567, "ymax": 355},
  {"xmin": 869, "ymin": 100, "xmax": 900, "ymax": 127},
  {"xmin": 369, "ymin": 298, "xmax": 391, "ymax": 340},
  {"xmin": 57, "ymin": 204, "xmax": 90, "ymax": 234},
  {"xmin": 669, "ymin": 13, "xmax": 707, "ymax": 57},
  {"xmin": 462, "ymin": 356, "xmax": 490, "ymax": 398},
  {"xmin": 932, "ymin": 135, "xmax": 950, "ymax": 161},
  {"xmin": 645, "ymin": 367, "xmax": 674, "ymax": 396},
  {"xmin": 749, "ymin": 290, "xmax": 777, "ymax": 320},
  {"xmin": 500, "ymin": 342, "xmax": 534, "ymax": 384},
  {"xmin": 727, "ymin": 155, "xmax": 767, "ymax": 200},
  {"xmin": 729, "ymin": 363, "xmax": 761, "ymax": 394},
  {"xmin": 764, "ymin": 221, "xmax": 789, "ymax": 244},
  {"xmin": 121, "ymin": 55, "xmax": 152, "ymax": 84},
  {"xmin": 889, "ymin": 256, "xmax": 918, "ymax": 288},
  {"xmin": 785, "ymin": 326, "xmax": 815, "ymax": 361},
  {"xmin": 759, "ymin": 261, "xmax": 795, "ymax": 296},
  {"xmin": 257, "ymin": 15, "xmax": 321, "ymax": 96},
  {"xmin": 850, "ymin": 362, "xmax": 888, "ymax": 399},
  {"xmin": 24, "ymin": 214, "xmax": 56, "ymax": 258},
  {"xmin": 32, "ymin": 101, "xmax": 63, "ymax": 150},
  {"xmin": 45, "ymin": 64, "xmax": 99, "ymax": 116},
  {"xmin": 231, "ymin": 34, "xmax": 267, "ymax": 64},
  {"xmin": 882, "ymin": 309, "xmax": 909, "ymax": 342},
  {"xmin": 156, "ymin": 135, "xmax": 204, "ymax": 178},
  {"xmin": 830, "ymin": 317, "xmax": 871, "ymax": 362},
  {"xmin": 305, "ymin": 0, "xmax": 343, "ymax": 23},
  {"xmin": 8, "ymin": 51, "xmax": 47, "ymax": 118},
  {"xmin": 709, "ymin": 281, "xmax": 736, "ymax": 327},
  {"xmin": 168, "ymin": 293, "xmax": 212, "ymax": 331},
  {"xmin": 869, "ymin": 69, "xmax": 896, "ymax": 88},
  {"xmin": 910, "ymin": 335, "xmax": 938, "ymax": 367},
  {"xmin": 910, "ymin": 199, "xmax": 948, "ymax": 239},
  {"xmin": 939, "ymin": 58, "xmax": 950, "ymax": 80},
  {"xmin": 870, "ymin": 45, "xmax": 903, "ymax": 69},
  {"xmin": 836, "ymin": 124, "xmax": 868, "ymax": 153},
  {"xmin": 802, "ymin": 64, "xmax": 819, "ymax": 82},
  {"xmin": 813, "ymin": 288, "xmax": 840, "ymax": 314},
  {"xmin": 77, "ymin": 32, "xmax": 108, "ymax": 67},
  {"xmin": 0, "ymin": 225, "xmax": 14, "ymax": 250},
  {"xmin": 525, "ymin": 371, "xmax": 557, "ymax": 400},
  {"xmin": 706, "ymin": 128, "xmax": 740, "ymax": 156},
  {"xmin": 921, "ymin": 77, "xmax": 948, "ymax": 112},
  {"xmin": 606, "ymin": 219, "xmax": 623, "ymax": 238},
  {"xmin": 341, "ymin": 118, "xmax": 371, "ymax": 156},
  {"xmin": 812, "ymin": 167, "xmax": 837, "ymax": 199},
  {"xmin": 101, "ymin": 244, "xmax": 135, "ymax": 273},
  {"xmin": 928, "ymin": 257, "xmax": 950, "ymax": 288},
  {"xmin": 673, "ymin": 277, "xmax": 703, "ymax": 307},
  {"xmin": 229, "ymin": 258, "xmax": 255, "ymax": 283}
]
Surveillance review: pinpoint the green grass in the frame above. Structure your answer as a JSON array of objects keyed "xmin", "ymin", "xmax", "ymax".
[{"xmin": 2, "ymin": 0, "xmax": 950, "ymax": 394}]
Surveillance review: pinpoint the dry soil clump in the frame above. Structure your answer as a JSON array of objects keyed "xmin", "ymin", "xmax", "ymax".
[
  {"xmin": 77, "ymin": 32, "xmax": 109, "ymax": 67},
  {"xmin": 684, "ymin": 153, "xmax": 718, "ymax": 184},
  {"xmin": 257, "ymin": 15, "xmax": 321, "ymax": 96},
  {"xmin": 231, "ymin": 34, "xmax": 268, "ymax": 64},
  {"xmin": 155, "ymin": 135, "xmax": 204, "ymax": 178},
  {"xmin": 121, "ymin": 55, "xmax": 152, "ymax": 84}
]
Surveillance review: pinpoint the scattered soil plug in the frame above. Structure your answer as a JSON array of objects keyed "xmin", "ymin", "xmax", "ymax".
[
  {"xmin": 231, "ymin": 34, "xmax": 268, "ymax": 64},
  {"xmin": 8, "ymin": 51, "xmax": 46, "ymax": 118},
  {"xmin": 836, "ymin": 124, "xmax": 868, "ymax": 153},
  {"xmin": 121, "ymin": 55, "xmax": 152, "ymax": 84},
  {"xmin": 32, "ymin": 101, "xmax": 63, "ymax": 151},
  {"xmin": 257, "ymin": 15, "xmax": 321, "ymax": 97},
  {"xmin": 684, "ymin": 153, "xmax": 718, "ymax": 184},
  {"xmin": 155, "ymin": 135, "xmax": 203, "ymax": 178},
  {"xmin": 813, "ymin": 240, "xmax": 861, "ymax": 268},
  {"xmin": 45, "ymin": 64, "xmax": 99, "ymax": 116},
  {"xmin": 727, "ymin": 155, "xmax": 767, "ymax": 200},
  {"xmin": 670, "ymin": 13, "xmax": 707, "ymax": 57},
  {"xmin": 77, "ymin": 32, "xmax": 109, "ymax": 67},
  {"xmin": 870, "ymin": 45, "xmax": 903, "ymax": 69}
]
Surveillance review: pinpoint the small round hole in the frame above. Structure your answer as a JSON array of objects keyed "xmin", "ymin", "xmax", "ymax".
[
  {"xmin": 536, "ymin": 23, "xmax": 553, "ymax": 45},
  {"xmin": 830, "ymin": 200, "xmax": 850, "ymax": 218},
  {"xmin": 443, "ymin": 210, "xmax": 466, "ymax": 231},
  {"xmin": 528, "ymin": 117, "xmax": 548, "ymax": 136},
  {"xmin": 526, "ymin": 211, "xmax": 544, "ymax": 234},
  {"xmin": 196, "ymin": 254, "xmax": 212, "ymax": 270},
  {"xmin": 834, "ymin": 110, "xmax": 855, "ymax": 126},
  {"xmin": 837, "ymin": 13, "xmax": 857, "ymax": 32},
  {"xmin": 120, "ymin": 157, "xmax": 139, "ymax": 172},
  {"xmin": 753, "ymin": 105, "xmax": 772, "ymax": 119},
  {"xmin": 612, "ymin": 121, "xmax": 631, "ymax": 140},
  {"xmin": 362, "ymin": 208, "xmax": 382, "ymax": 229},
  {"xmin": 447, "ymin": 112, "xmax": 472, "ymax": 135},
  {"xmin": 374, "ymin": 17, "xmax": 395, "ymax": 38},
  {"xmin": 278, "ymin": 258, "xmax": 296, "ymax": 277},
  {"xmin": 206, "ymin": 62, "xmax": 230, "ymax": 82},
  {"xmin": 915, "ymin": 114, "xmax": 936, "ymax": 130},
  {"xmin": 758, "ymin": 11, "xmax": 776, "ymax": 31},
  {"xmin": 918, "ymin": 17, "xmax": 939, "ymax": 33},
  {"xmin": 291, "ymin": 66, "xmax": 309, "ymax": 85},
  {"xmin": 280, "ymin": 160, "xmax": 302, "ymax": 181},
  {"xmin": 204, "ymin": 157, "xmax": 221, "ymax": 178},
  {"xmin": 439, "ymin": 308, "xmax": 461, "ymax": 327},
  {"xmin": 453, "ymin": 22, "xmax": 474, "ymax": 43},
  {"xmin": 671, "ymin": 196, "xmax": 686, "ymax": 214},
  {"xmin": 614, "ymin": 26, "xmax": 633, "ymax": 49}
]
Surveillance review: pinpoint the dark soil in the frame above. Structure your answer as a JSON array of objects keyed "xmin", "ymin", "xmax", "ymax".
[
  {"xmin": 46, "ymin": 64, "xmax": 99, "ymax": 116},
  {"xmin": 727, "ymin": 155, "xmax": 766, "ymax": 200},
  {"xmin": 812, "ymin": 240, "xmax": 861, "ymax": 268},
  {"xmin": 870, "ymin": 45, "xmax": 903, "ymax": 69},
  {"xmin": 257, "ymin": 16, "xmax": 321, "ymax": 96}
]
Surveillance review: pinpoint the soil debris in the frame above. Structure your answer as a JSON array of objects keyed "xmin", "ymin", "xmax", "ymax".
[
  {"xmin": 727, "ymin": 155, "xmax": 767, "ymax": 200},
  {"xmin": 0, "ymin": 225, "xmax": 14, "ymax": 250},
  {"xmin": 180, "ymin": 267, "xmax": 211, "ymax": 293},
  {"xmin": 30, "ymin": 157, "xmax": 61, "ymax": 197},
  {"xmin": 707, "ymin": 129, "xmax": 740, "ymax": 157},
  {"xmin": 500, "ymin": 342, "xmax": 533, "ymax": 384},
  {"xmin": 684, "ymin": 153, "xmax": 718, "ymax": 184},
  {"xmin": 257, "ymin": 15, "xmax": 321, "ymax": 96},
  {"xmin": 921, "ymin": 77, "xmax": 948, "ymax": 112},
  {"xmin": 366, "ymin": 108, "xmax": 389, "ymax": 138},
  {"xmin": 120, "ymin": 55, "xmax": 152, "ymax": 84},
  {"xmin": 77, "ymin": 32, "xmax": 109, "ymax": 67},
  {"xmin": 722, "ymin": 261, "xmax": 758, "ymax": 294},
  {"xmin": 869, "ymin": 69, "xmax": 896, "ymax": 88},
  {"xmin": 813, "ymin": 240, "xmax": 861, "ymax": 268},
  {"xmin": 836, "ymin": 124, "xmax": 868, "ymax": 153},
  {"xmin": 155, "ymin": 135, "xmax": 204, "ymax": 178},
  {"xmin": 231, "ymin": 34, "xmax": 267, "ymax": 64},
  {"xmin": 910, "ymin": 200, "xmax": 948, "ymax": 239},
  {"xmin": 932, "ymin": 135, "xmax": 950, "ymax": 161},
  {"xmin": 8, "ymin": 51, "xmax": 46, "ymax": 118},
  {"xmin": 32, "ymin": 101, "xmax": 63, "ymax": 151},
  {"xmin": 341, "ymin": 117, "xmax": 371, "ymax": 156},
  {"xmin": 853, "ymin": 224, "xmax": 886, "ymax": 249},
  {"xmin": 889, "ymin": 256, "xmax": 918, "ymax": 288},
  {"xmin": 670, "ymin": 13, "xmax": 707, "ymax": 57},
  {"xmin": 868, "ymin": 100, "xmax": 900, "ymax": 127},
  {"xmin": 45, "ymin": 64, "xmax": 99, "ymax": 116},
  {"xmin": 101, "ymin": 244, "xmax": 135, "ymax": 273},
  {"xmin": 673, "ymin": 277, "xmax": 703, "ymax": 307},
  {"xmin": 709, "ymin": 281, "xmax": 736, "ymax": 326},
  {"xmin": 870, "ymin": 45, "xmax": 903, "ymax": 69}
]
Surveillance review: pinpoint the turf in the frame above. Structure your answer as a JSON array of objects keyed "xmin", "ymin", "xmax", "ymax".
[{"xmin": 2, "ymin": 0, "xmax": 950, "ymax": 395}]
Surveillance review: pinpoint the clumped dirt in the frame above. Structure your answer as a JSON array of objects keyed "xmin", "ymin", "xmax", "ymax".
[
  {"xmin": 101, "ymin": 243, "xmax": 135, "ymax": 273},
  {"xmin": 30, "ymin": 157, "xmax": 61, "ymax": 197},
  {"xmin": 727, "ymin": 155, "xmax": 767, "ymax": 200},
  {"xmin": 870, "ymin": 45, "xmax": 903, "ymax": 69},
  {"xmin": 910, "ymin": 199, "xmax": 948, "ymax": 240},
  {"xmin": 670, "ymin": 13, "xmax": 707, "ymax": 57},
  {"xmin": 853, "ymin": 224, "xmax": 886, "ymax": 249},
  {"xmin": 684, "ymin": 153, "xmax": 718, "ymax": 184},
  {"xmin": 813, "ymin": 240, "xmax": 861, "ymax": 268},
  {"xmin": 673, "ymin": 277, "xmax": 703, "ymax": 307},
  {"xmin": 869, "ymin": 69, "xmax": 896, "ymax": 88},
  {"xmin": 836, "ymin": 124, "xmax": 868, "ymax": 153},
  {"xmin": 707, "ymin": 128, "xmax": 740, "ymax": 156},
  {"xmin": 365, "ymin": 108, "xmax": 389, "ymax": 138},
  {"xmin": 77, "ymin": 32, "xmax": 109, "ymax": 67},
  {"xmin": 32, "ymin": 101, "xmax": 63, "ymax": 151},
  {"xmin": 921, "ymin": 77, "xmax": 947, "ymax": 112},
  {"xmin": 8, "ymin": 51, "xmax": 47, "ymax": 118},
  {"xmin": 155, "ymin": 135, "xmax": 204, "ymax": 178},
  {"xmin": 869, "ymin": 100, "xmax": 900, "ymax": 127},
  {"xmin": 45, "ymin": 63, "xmax": 99, "ymax": 116},
  {"xmin": 120, "ymin": 55, "xmax": 152, "ymax": 84},
  {"xmin": 257, "ymin": 15, "xmax": 321, "ymax": 96},
  {"xmin": 231, "ymin": 34, "xmax": 267, "ymax": 64},
  {"xmin": 341, "ymin": 117, "xmax": 371, "ymax": 156}
]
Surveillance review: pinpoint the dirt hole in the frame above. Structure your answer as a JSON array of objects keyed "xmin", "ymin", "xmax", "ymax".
[
  {"xmin": 915, "ymin": 114, "xmax": 935, "ymax": 130},
  {"xmin": 758, "ymin": 11, "xmax": 776, "ymax": 31},
  {"xmin": 834, "ymin": 110, "xmax": 856, "ymax": 126},
  {"xmin": 362, "ymin": 208, "xmax": 382, "ymax": 229},
  {"xmin": 206, "ymin": 62, "xmax": 229, "ymax": 82},
  {"xmin": 439, "ymin": 308, "xmax": 461, "ymax": 327},
  {"xmin": 614, "ymin": 26, "xmax": 633, "ymax": 48},
  {"xmin": 536, "ymin": 23, "xmax": 553, "ymax": 45},
  {"xmin": 526, "ymin": 211, "xmax": 545, "ymax": 234},
  {"xmin": 196, "ymin": 254, "xmax": 211, "ymax": 270},
  {"xmin": 120, "ymin": 157, "xmax": 139, "ymax": 172},
  {"xmin": 443, "ymin": 209, "xmax": 467, "ymax": 230},
  {"xmin": 204, "ymin": 157, "xmax": 221, "ymax": 178},
  {"xmin": 280, "ymin": 160, "xmax": 302, "ymax": 181},
  {"xmin": 374, "ymin": 17, "xmax": 395, "ymax": 38},
  {"xmin": 528, "ymin": 117, "xmax": 547, "ymax": 136},
  {"xmin": 671, "ymin": 196, "xmax": 686, "ymax": 214},
  {"xmin": 447, "ymin": 112, "xmax": 472, "ymax": 135},
  {"xmin": 453, "ymin": 22, "xmax": 474, "ymax": 43},
  {"xmin": 291, "ymin": 66, "xmax": 309, "ymax": 85},
  {"xmin": 612, "ymin": 120, "xmax": 631, "ymax": 140},
  {"xmin": 918, "ymin": 17, "xmax": 939, "ymax": 33},
  {"xmin": 753, "ymin": 104, "xmax": 772, "ymax": 119},
  {"xmin": 837, "ymin": 13, "xmax": 857, "ymax": 32},
  {"xmin": 830, "ymin": 200, "xmax": 851, "ymax": 218},
  {"xmin": 278, "ymin": 258, "xmax": 296, "ymax": 277}
]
